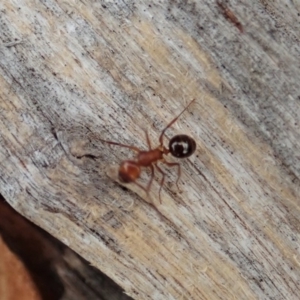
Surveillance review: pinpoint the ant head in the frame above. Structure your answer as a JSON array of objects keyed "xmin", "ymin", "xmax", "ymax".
[{"xmin": 169, "ymin": 134, "xmax": 196, "ymax": 158}]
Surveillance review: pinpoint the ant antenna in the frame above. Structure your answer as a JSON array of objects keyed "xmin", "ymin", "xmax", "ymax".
[
  {"xmin": 88, "ymin": 133, "xmax": 140, "ymax": 152},
  {"xmin": 159, "ymin": 99, "xmax": 195, "ymax": 145}
]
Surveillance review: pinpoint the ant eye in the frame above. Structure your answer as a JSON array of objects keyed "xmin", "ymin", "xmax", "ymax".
[{"xmin": 169, "ymin": 134, "xmax": 196, "ymax": 158}]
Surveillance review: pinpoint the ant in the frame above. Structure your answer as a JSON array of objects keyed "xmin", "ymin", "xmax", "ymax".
[{"xmin": 91, "ymin": 99, "xmax": 196, "ymax": 203}]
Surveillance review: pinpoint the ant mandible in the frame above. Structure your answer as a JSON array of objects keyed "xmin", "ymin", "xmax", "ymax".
[{"xmin": 94, "ymin": 99, "xmax": 196, "ymax": 203}]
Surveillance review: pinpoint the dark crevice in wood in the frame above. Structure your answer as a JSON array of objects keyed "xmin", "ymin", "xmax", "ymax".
[{"xmin": 0, "ymin": 195, "xmax": 133, "ymax": 300}]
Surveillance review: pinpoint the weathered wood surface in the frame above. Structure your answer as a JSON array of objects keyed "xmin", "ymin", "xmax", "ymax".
[{"xmin": 0, "ymin": 1, "xmax": 300, "ymax": 299}]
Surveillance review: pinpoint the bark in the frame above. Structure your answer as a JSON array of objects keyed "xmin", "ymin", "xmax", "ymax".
[{"xmin": 0, "ymin": 1, "xmax": 299, "ymax": 299}]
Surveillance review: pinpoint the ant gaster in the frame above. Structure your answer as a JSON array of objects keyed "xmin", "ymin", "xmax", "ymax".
[{"xmin": 94, "ymin": 99, "xmax": 196, "ymax": 203}]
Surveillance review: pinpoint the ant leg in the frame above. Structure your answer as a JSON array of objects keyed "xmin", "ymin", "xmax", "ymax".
[
  {"xmin": 88, "ymin": 132, "xmax": 140, "ymax": 152},
  {"xmin": 159, "ymin": 99, "xmax": 195, "ymax": 146},
  {"xmin": 127, "ymin": 165, "xmax": 154, "ymax": 200},
  {"xmin": 133, "ymin": 181, "xmax": 149, "ymax": 195},
  {"xmin": 146, "ymin": 164, "xmax": 155, "ymax": 194},
  {"xmin": 162, "ymin": 160, "xmax": 181, "ymax": 191},
  {"xmin": 143, "ymin": 129, "xmax": 152, "ymax": 150},
  {"xmin": 154, "ymin": 164, "xmax": 166, "ymax": 204}
]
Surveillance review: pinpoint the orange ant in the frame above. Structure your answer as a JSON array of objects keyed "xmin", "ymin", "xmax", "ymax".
[{"xmin": 91, "ymin": 99, "xmax": 196, "ymax": 203}]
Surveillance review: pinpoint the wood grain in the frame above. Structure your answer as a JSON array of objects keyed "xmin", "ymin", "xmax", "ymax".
[{"xmin": 0, "ymin": 1, "xmax": 300, "ymax": 299}]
